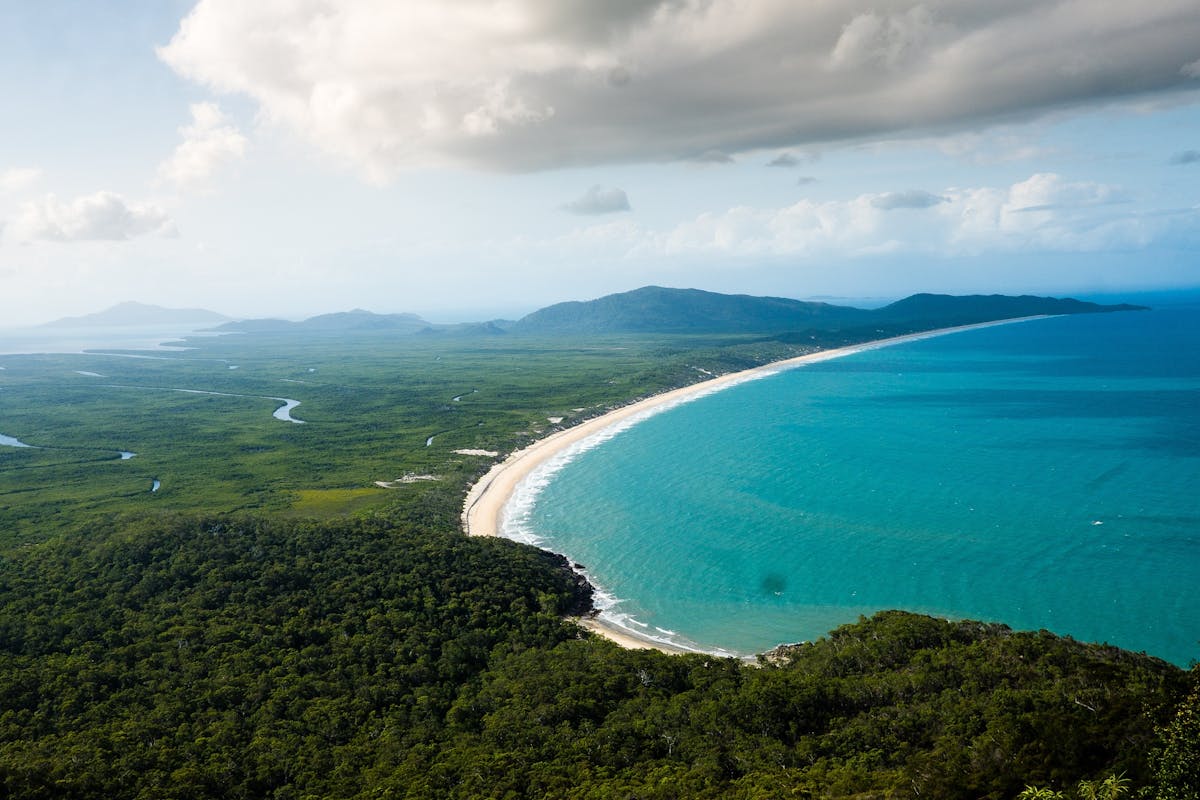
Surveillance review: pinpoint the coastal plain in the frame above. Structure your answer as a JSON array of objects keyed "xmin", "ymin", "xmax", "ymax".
[{"xmin": 0, "ymin": 326, "xmax": 827, "ymax": 546}]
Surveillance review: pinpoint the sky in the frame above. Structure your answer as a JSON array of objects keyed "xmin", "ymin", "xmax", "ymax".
[{"xmin": 1, "ymin": 0, "xmax": 1199, "ymax": 326}]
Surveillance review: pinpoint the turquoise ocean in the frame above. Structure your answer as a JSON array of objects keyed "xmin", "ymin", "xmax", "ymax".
[{"xmin": 505, "ymin": 298, "xmax": 1200, "ymax": 666}]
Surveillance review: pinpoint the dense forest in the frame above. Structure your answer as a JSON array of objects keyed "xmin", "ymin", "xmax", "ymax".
[{"xmin": 1, "ymin": 505, "xmax": 1196, "ymax": 798}]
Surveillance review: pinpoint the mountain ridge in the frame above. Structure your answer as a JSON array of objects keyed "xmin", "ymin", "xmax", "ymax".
[
  {"xmin": 214, "ymin": 308, "xmax": 431, "ymax": 334},
  {"xmin": 42, "ymin": 301, "xmax": 230, "ymax": 328},
  {"xmin": 871, "ymin": 292, "xmax": 1147, "ymax": 324},
  {"xmin": 510, "ymin": 285, "xmax": 870, "ymax": 334},
  {"xmin": 70, "ymin": 288, "xmax": 1146, "ymax": 337},
  {"xmin": 511, "ymin": 286, "xmax": 1146, "ymax": 335}
]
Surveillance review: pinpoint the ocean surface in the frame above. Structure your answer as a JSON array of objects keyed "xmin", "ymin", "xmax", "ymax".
[
  {"xmin": 0, "ymin": 324, "xmax": 223, "ymax": 356},
  {"xmin": 506, "ymin": 300, "xmax": 1200, "ymax": 665}
]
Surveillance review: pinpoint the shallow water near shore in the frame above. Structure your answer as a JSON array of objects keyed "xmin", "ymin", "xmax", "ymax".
[{"xmin": 513, "ymin": 301, "xmax": 1200, "ymax": 665}]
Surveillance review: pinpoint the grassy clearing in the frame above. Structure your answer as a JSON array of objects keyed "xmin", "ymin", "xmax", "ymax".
[{"xmin": 287, "ymin": 487, "xmax": 392, "ymax": 516}]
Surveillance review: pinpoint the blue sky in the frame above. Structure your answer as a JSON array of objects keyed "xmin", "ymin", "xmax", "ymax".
[{"xmin": 1, "ymin": 1, "xmax": 1199, "ymax": 325}]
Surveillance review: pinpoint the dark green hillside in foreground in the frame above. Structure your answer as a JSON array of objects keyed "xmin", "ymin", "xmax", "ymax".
[{"xmin": 0, "ymin": 513, "xmax": 1192, "ymax": 799}]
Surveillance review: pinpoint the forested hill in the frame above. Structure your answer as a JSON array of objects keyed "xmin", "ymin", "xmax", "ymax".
[
  {"xmin": 871, "ymin": 292, "xmax": 1148, "ymax": 326},
  {"xmin": 511, "ymin": 286, "xmax": 870, "ymax": 334},
  {"xmin": 0, "ymin": 512, "xmax": 1194, "ymax": 798},
  {"xmin": 511, "ymin": 286, "xmax": 1146, "ymax": 335}
]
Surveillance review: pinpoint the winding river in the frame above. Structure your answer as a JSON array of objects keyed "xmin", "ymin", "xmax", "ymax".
[
  {"xmin": 106, "ymin": 385, "xmax": 306, "ymax": 424},
  {"xmin": 2, "ymin": 384, "xmax": 303, "ymax": 463}
]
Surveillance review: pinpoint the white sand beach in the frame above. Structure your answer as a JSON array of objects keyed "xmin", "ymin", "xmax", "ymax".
[
  {"xmin": 577, "ymin": 618, "xmax": 694, "ymax": 654},
  {"xmin": 461, "ymin": 317, "xmax": 1048, "ymax": 652}
]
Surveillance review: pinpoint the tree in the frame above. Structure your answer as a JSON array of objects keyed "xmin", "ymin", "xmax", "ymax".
[
  {"xmin": 1018, "ymin": 786, "xmax": 1065, "ymax": 800},
  {"xmin": 1155, "ymin": 680, "xmax": 1200, "ymax": 800}
]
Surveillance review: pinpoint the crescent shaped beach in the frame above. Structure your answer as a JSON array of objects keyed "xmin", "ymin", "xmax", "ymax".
[{"xmin": 462, "ymin": 316, "xmax": 1049, "ymax": 653}]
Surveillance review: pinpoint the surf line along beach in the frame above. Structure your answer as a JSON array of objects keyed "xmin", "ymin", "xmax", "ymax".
[{"xmin": 462, "ymin": 316, "xmax": 1051, "ymax": 654}]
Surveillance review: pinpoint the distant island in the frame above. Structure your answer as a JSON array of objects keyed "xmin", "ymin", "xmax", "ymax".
[{"xmin": 42, "ymin": 301, "xmax": 230, "ymax": 329}]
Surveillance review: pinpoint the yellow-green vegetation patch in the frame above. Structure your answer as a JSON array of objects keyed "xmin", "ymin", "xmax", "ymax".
[{"xmin": 288, "ymin": 487, "xmax": 389, "ymax": 517}]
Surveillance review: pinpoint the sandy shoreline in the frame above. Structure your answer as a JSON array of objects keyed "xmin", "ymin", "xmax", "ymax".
[{"xmin": 462, "ymin": 316, "xmax": 1049, "ymax": 655}]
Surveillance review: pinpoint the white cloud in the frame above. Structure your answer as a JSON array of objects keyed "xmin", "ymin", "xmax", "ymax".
[
  {"xmin": 1003, "ymin": 172, "xmax": 1126, "ymax": 213},
  {"xmin": 9, "ymin": 192, "xmax": 174, "ymax": 243},
  {"xmin": 933, "ymin": 173, "xmax": 1139, "ymax": 252},
  {"xmin": 157, "ymin": 102, "xmax": 247, "ymax": 188},
  {"xmin": 561, "ymin": 185, "xmax": 631, "ymax": 215},
  {"xmin": 158, "ymin": 1, "xmax": 1200, "ymax": 175},
  {"xmin": 828, "ymin": 7, "xmax": 940, "ymax": 71},
  {"xmin": 1, "ymin": 168, "xmax": 42, "ymax": 194},
  {"xmin": 651, "ymin": 196, "xmax": 883, "ymax": 258},
  {"xmin": 934, "ymin": 130, "xmax": 1056, "ymax": 165},
  {"xmin": 550, "ymin": 173, "xmax": 1163, "ymax": 262},
  {"xmin": 872, "ymin": 190, "xmax": 947, "ymax": 210}
]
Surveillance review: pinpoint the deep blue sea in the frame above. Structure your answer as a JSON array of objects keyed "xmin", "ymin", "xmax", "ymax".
[{"xmin": 506, "ymin": 300, "xmax": 1200, "ymax": 665}]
